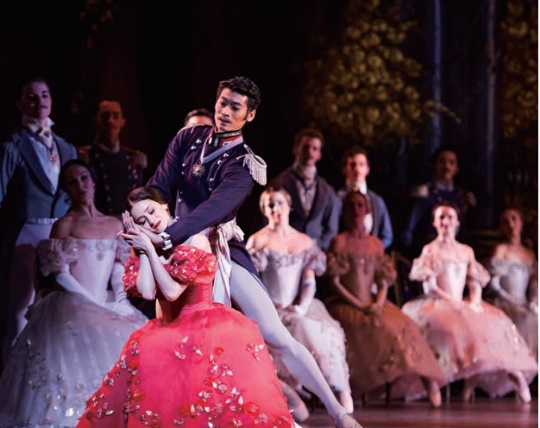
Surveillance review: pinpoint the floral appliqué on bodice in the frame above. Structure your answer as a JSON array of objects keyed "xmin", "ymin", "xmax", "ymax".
[{"xmin": 123, "ymin": 245, "xmax": 217, "ymax": 300}]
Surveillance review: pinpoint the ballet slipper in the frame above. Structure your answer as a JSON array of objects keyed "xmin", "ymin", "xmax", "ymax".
[
  {"xmin": 338, "ymin": 390, "xmax": 355, "ymax": 414},
  {"xmin": 517, "ymin": 385, "xmax": 532, "ymax": 404},
  {"xmin": 509, "ymin": 372, "xmax": 532, "ymax": 404},
  {"xmin": 332, "ymin": 412, "xmax": 363, "ymax": 428},
  {"xmin": 280, "ymin": 381, "xmax": 310, "ymax": 422},
  {"xmin": 462, "ymin": 377, "xmax": 475, "ymax": 403},
  {"xmin": 428, "ymin": 386, "xmax": 442, "ymax": 408},
  {"xmin": 427, "ymin": 380, "xmax": 442, "ymax": 408}
]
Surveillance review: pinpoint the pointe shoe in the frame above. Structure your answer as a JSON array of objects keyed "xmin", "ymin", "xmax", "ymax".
[
  {"xmin": 509, "ymin": 372, "xmax": 532, "ymax": 404},
  {"xmin": 339, "ymin": 390, "xmax": 355, "ymax": 414},
  {"xmin": 280, "ymin": 382, "xmax": 310, "ymax": 422},
  {"xmin": 289, "ymin": 396, "xmax": 310, "ymax": 423},
  {"xmin": 428, "ymin": 387, "xmax": 442, "ymax": 408},
  {"xmin": 333, "ymin": 412, "xmax": 363, "ymax": 428},
  {"xmin": 462, "ymin": 378, "xmax": 475, "ymax": 403},
  {"xmin": 427, "ymin": 380, "xmax": 442, "ymax": 408},
  {"xmin": 517, "ymin": 386, "xmax": 532, "ymax": 404}
]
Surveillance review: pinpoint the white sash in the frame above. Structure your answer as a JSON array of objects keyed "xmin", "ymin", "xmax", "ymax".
[{"xmin": 206, "ymin": 218, "xmax": 245, "ymax": 306}]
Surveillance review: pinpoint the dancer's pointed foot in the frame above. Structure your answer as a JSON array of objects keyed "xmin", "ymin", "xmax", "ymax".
[
  {"xmin": 333, "ymin": 412, "xmax": 363, "ymax": 428},
  {"xmin": 510, "ymin": 372, "xmax": 532, "ymax": 404},
  {"xmin": 280, "ymin": 381, "xmax": 310, "ymax": 422},
  {"xmin": 427, "ymin": 380, "xmax": 441, "ymax": 408},
  {"xmin": 339, "ymin": 390, "xmax": 355, "ymax": 414},
  {"xmin": 462, "ymin": 377, "xmax": 475, "ymax": 403},
  {"xmin": 517, "ymin": 386, "xmax": 532, "ymax": 404}
]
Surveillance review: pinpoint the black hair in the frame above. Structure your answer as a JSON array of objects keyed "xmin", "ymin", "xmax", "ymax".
[
  {"xmin": 216, "ymin": 76, "xmax": 261, "ymax": 113},
  {"xmin": 184, "ymin": 108, "xmax": 213, "ymax": 126},
  {"xmin": 59, "ymin": 159, "xmax": 97, "ymax": 191},
  {"xmin": 431, "ymin": 145, "xmax": 459, "ymax": 164},
  {"xmin": 341, "ymin": 145, "xmax": 369, "ymax": 167},
  {"xmin": 125, "ymin": 186, "xmax": 168, "ymax": 211}
]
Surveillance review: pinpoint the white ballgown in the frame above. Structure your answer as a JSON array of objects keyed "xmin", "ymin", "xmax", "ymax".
[{"xmin": 0, "ymin": 238, "xmax": 147, "ymax": 428}]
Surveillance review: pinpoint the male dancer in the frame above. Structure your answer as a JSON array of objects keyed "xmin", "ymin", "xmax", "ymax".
[
  {"xmin": 0, "ymin": 76, "xmax": 77, "ymax": 370},
  {"xmin": 144, "ymin": 76, "xmax": 361, "ymax": 428}
]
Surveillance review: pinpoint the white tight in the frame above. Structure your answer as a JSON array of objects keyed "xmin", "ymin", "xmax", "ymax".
[{"xmin": 230, "ymin": 262, "xmax": 343, "ymax": 418}]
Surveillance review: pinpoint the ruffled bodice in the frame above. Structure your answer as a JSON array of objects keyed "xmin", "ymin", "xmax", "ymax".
[
  {"xmin": 409, "ymin": 248, "xmax": 490, "ymax": 300},
  {"xmin": 250, "ymin": 243, "xmax": 325, "ymax": 307},
  {"xmin": 327, "ymin": 251, "xmax": 397, "ymax": 304},
  {"xmin": 487, "ymin": 258, "xmax": 537, "ymax": 304},
  {"xmin": 123, "ymin": 245, "xmax": 217, "ymax": 307},
  {"xmin": 37, "ymin": 238, "xmax": 131, "ymax": 304}
]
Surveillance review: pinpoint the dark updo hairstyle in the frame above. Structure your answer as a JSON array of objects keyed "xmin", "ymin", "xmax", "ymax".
[
  {"xmin": 59, "ymin": 158, "xmax": 97, "ymax": 191},
  {"xmin": 125, "ymin": 186, "xmax": 168, "ymax": 212}
]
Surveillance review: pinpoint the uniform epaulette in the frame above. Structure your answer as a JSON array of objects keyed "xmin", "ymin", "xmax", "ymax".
[
  {"xmin": 121, "ymin": 146, "xmax": 148, "ymax": 169},
  {"xmin": 241, "ymin": 144, "xmax": 267, "ymax": 185}
]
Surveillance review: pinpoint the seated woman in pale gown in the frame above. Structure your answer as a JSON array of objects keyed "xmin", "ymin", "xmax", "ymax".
[
  {"xmin": 484, "ymin": 207, "xmax": 537, "ymax": 359},
  {"xmin": 402, "ymin": 201, "xmax": 537, "ymax": 403},
  {"xmin": 0, "ymin": 159, "xmax": 147, "ymax": 428},
  {"xmin": 325, "ymin": 190, "xmax": 446, "ymax": 407},
  {"xmin": 246, "ymin": 186, "xmax": 354, "ymax": 419}
]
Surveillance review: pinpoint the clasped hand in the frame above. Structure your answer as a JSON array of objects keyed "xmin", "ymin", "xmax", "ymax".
[{"xmin": 118, "ymin": 211, "xmax": 157, "ymax": 254}]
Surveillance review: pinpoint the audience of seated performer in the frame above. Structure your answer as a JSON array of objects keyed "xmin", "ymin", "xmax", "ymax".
[
  {"xmin": 484, "ymin": 207, "xmax": 537, "ymax": 359},
  {"xmin": 336, "ymin": 145, "xmax": 393, "ymax": 251},
  {"xmin": 247, "ymin": 186, "xmax": 354, "ymax": 420},
  {"xmin": 0, "ymin": 159, "xmax": 147, "ymax": 428},
  {"xmin": 402, "ymin": 201, "xmax": 537, "ymax": 403},
  {"xmin": 269, "ymin": 127, "xmax": 341, "ymax": 251},
  {"xmin": 78, "ymin": 98, "xmax": 148, "ymax": 217},
  {"xmin": 325, "ymin": 190, "xmax": 446, "ymax": 407},
  {"xmin": 400, "ymin": 146, "xmax": 476, "ymax": 259},
  {"xmin": 0, "ymin": 75, "xmax": 78, "ymax": 369},
  {"xmin": 78, "ymin": 98, "xmax": 153, "ymax": 319}
]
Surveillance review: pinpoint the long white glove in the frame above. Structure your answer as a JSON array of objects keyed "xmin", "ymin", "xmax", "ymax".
[
  {"xmin": 110, "ymin": 260, "xmax": 129, "ymax": 303},
  {"xmin": 106, "ymin": 260, "xmax": 137, "ymax": 316},
  {"xmin": 294, "ymin": 277, "xmax": 316, "ymax": 316}
]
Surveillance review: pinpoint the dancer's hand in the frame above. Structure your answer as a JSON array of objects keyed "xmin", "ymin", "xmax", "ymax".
[
  {"xmin": 120, "ymin": 211, "xmax": 163, "ymax": 248},
  {"xmin": 367, "ymin": 303, "xmax": 383, "ymax": 316},
  {"xmin": 119, "ymin": 212, "xmax": 154, "ymax": 254}
]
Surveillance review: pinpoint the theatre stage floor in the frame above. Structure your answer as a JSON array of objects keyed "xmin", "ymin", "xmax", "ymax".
[{"xmin": 298, "ymin": 397, "xmax": 538, "ymax": 428}]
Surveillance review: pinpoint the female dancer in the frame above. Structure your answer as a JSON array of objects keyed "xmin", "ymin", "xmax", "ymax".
[
  {"xmin": 76, "ymin": 187, "xmax": 296, "ymax": 427},
  {"xmin": 326, "ymin": 190, "xmax": 446, "ymax": 406},
  {"xmin": 0, "ymin": 159, "xmax": 147, "ymax": 427},
  {"xmin": 247, "ymin": 186, "xmax": 354, "ymax": 418},
  {"xmin": 402, "ymin": 202, "xmax": 537, "ymax": 402},
  {"xmin": 485, "ymin": 207, "xmax": 537, "ymax": 358}
]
